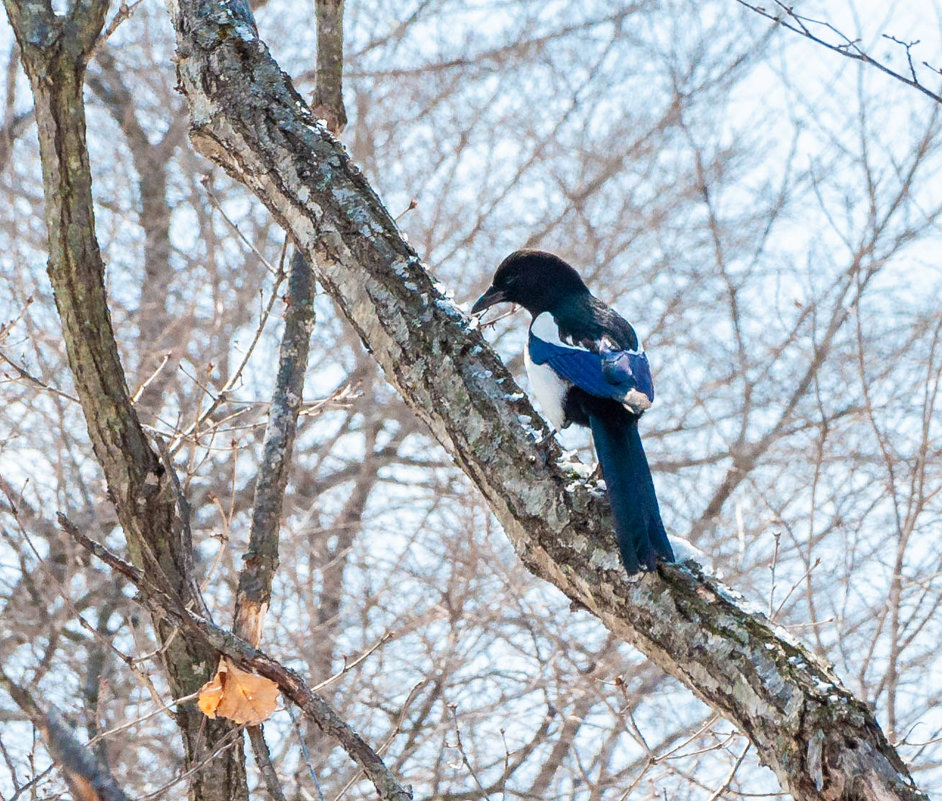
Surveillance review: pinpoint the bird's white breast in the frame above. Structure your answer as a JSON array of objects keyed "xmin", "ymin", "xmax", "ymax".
[{"xmin": 524, "ymin": 339, "xmax": 569, "ymax": 430}]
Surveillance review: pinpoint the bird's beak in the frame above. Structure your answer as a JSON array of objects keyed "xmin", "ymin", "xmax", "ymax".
[{"xmin": 471, "ymin": 286, "xmax": 508, "ymax": 315}]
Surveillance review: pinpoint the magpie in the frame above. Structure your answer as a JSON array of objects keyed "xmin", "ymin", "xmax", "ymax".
[{"xmin": 471, "ymin": 250, "xmax": 674, "ymax": 574}]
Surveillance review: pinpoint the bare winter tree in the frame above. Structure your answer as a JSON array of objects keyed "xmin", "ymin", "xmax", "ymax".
[{"xmin": 1, "ymin": 1, "xmax": 941, "ymax": 800}]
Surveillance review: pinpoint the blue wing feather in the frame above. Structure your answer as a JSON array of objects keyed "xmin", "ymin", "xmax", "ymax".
[
  {"xmin": 529, "ymin": 334, "xmax": 654, "ymax": 403},
  {"xmin": 599, "ymin": 340, "xmax": 654, "ymax": 402}
]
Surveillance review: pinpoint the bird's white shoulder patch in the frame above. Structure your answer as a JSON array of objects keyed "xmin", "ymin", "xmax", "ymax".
[{"xmin": 530, "ymin": 312, "xmax": 587, "ymax": 351}]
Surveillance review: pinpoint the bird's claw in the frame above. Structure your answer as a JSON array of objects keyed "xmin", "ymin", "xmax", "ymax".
[{"xmin": 531, "ymin": 427, "xmax": 558, "ymax": 464}]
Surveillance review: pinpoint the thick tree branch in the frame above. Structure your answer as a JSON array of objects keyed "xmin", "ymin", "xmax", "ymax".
[
  {"xmin": 86, "ymin": 47, "xmax": 187, "ymax": 405},
  {"xmin": 232, "ymin": 248, "xmax": 314, "ymax": 798},
  {"xmin": 233, "ymin": 248, "xmax": 315, "ymax": 647},
  {"xmin": 165, "ymin": 1, "xmax": 926, "ymax": 798}
]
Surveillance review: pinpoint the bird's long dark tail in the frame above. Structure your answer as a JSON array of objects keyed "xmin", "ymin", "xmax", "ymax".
[{"xmin": 588, "ymin": 410, "xmax": 674, "ymax": 573}]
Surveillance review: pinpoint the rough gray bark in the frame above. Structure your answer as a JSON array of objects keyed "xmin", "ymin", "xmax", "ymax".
[
  {"xmin": 86, "ymin": 48, "xmax": 187, "ymax": 408},
  {"xmin": 231, "ymin": 247, "xmax": 315, "ymax": 801},
  {"xmin": 166, "ymin": 1, "xmax": 926, "ymax": 799}
]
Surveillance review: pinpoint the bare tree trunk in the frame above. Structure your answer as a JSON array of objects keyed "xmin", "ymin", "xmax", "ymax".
[
  {"xmin": 312, "ymin": 0, "xmax": 346, "ymax": 134},
  {"xmin": 2, "ymin": 3, "xmax": 248, "ymax": 799},
  {"xmin": 165, "ymin": 1, "xmax": 927, "ymax": 799},
  {"xmin": 86, "ymin": 48, "xmax": 187, "ymax": 409}
]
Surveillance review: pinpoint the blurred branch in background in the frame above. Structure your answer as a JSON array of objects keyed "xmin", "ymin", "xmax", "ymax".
[{"xmin": 0, "ymin": 666, "xmax": 131, "ymax": 801}]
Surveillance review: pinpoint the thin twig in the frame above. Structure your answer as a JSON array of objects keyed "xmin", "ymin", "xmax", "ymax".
[
  {"xmin": 706, "ymin": 741, "xmax": 751, "ymax": 801},
  {"xmin": 450, "ymin": 704, "xmax": 491, "ymax": 801},
  {"xmin": 135, "ymin": 727, "xmax": 244, "ymax": 801},
  {"xmin": 131, "ymin": 352, "xmax": 173, "ymax": 404},
  {"xmin": 203, "ymin": 180, "xmax": 284, "ymax": 276},
  {"xmin": 288, "ymin": 704, "xmax": 326, "ymax": 801},
  {"xmin": 331, "ymin": 681, "xmax": 424, "ymax": 801},
  {"xmin": 0, "ymin": 348, "xmax": 80, "ymax": 403},
  {"xmin": 88, "ymin": 0, "xmax": 146, "ymax": 63},
  {"xmin": 311, "ymin": 631, "xmax": 394, "ymax": 691},
  {"xmin": 154, "ymin": 435, "xmax": 194, "ymax": 563},
  {"xmin": 735, "ymin": 0, "xmax": 942, "ymax": 105},
  {"xmin": 248, "ymin": 725, "xmax": 288, "ymax": 801},
  {"xmin": 86, "ymin": 692, "xmax": 200, "ymax": 747},
  {"xmin": 170, "ymin": 237, "xmax": 289, "ymax": 454},
  {"xmin": 7, "ymin": 507, "xmax": 165, "ymax": 712}
]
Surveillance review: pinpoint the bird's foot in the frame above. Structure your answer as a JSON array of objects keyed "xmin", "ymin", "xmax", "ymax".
[
  {"xmin": 530, "ymin": 427, "xmax": 559, "ymax": 464},
  {"xmin": 534, "ymin": 427, "xmax": 558, "ymax": 450}
]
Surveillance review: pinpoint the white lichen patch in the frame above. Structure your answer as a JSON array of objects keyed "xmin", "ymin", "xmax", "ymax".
[
  {"xmin": 434, "ymin": 298, "xmax": 465, "ymax": 320},
  {"xmin": 515, "ymin": 482, "xmax": 554, "ymax": 518},
  {"xmin": 567, "ymin": 533, "xmax": 589, "ymax": 553},
  {"xmin": 557, "ymin": 453, "xmax": 594, "ymax": 478},
  {"xmin": 591, "ymin": 548, "xmax": 621, "ymax": 571}
]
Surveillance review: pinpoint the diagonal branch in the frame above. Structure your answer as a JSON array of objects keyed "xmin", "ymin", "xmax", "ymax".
[
  {"xmin": 734, "ymin": 0, "xmax": 942, "ymax": 105},
  {"xmin": 63, "ymin": 520, "xmax": 413, "ymax": 801},
  {"xmin": 0, "ymin": 666, "xmax": 131, "ymax": 801},
  {"xmin": 164, "ymin": 1, "xmax": 928, "ymax": 798}
]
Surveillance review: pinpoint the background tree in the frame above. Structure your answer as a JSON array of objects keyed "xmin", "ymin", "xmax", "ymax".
[{"xmin": 1, "ymin": 1, "xmax": 941, "ymax": 800}]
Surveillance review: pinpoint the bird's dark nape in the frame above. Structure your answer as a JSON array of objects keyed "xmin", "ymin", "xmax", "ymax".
[{"xmin": 587, "ymin": 408, "xmax": 674, "ymax": 573}]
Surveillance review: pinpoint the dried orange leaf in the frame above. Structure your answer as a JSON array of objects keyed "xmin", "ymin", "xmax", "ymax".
[
  {"xmin": 197, "ymin": 670, "xmax": 224, "ymax": 717},
  {"xmin": 197, "ymin": 658, "xmax": 279, "ymax": 726}
]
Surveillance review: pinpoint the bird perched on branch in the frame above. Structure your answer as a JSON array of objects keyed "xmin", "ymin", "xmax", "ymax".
[{"xmin": 471, "ymin": 250, "xmax": 674, "ymax": 574}]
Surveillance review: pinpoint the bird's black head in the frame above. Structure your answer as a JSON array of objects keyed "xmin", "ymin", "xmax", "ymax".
[{"xmin": 471, "ymin": 250, "xmax": 590, "ymax": 317}]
